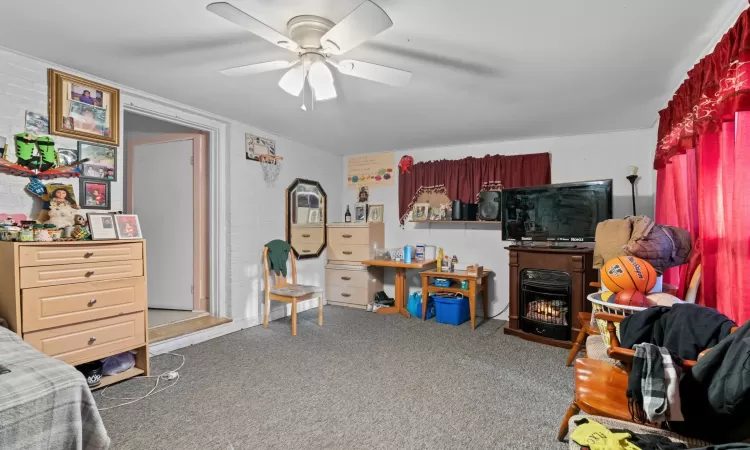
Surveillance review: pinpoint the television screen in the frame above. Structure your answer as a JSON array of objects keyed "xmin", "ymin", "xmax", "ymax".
[{"xmin": 501, "ymin": 180, "xmax": 612, "ymax": 242}]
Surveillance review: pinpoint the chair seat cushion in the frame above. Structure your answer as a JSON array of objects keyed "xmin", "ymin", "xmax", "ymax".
[{"xmin": 270, "ymin": 284, "xmax": 322, "ymax": 298}]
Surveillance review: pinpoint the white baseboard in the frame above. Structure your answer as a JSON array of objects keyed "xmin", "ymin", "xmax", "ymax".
[{"xmin": 149, "ymin": 298, "xmax": 321, "ymax": 356}]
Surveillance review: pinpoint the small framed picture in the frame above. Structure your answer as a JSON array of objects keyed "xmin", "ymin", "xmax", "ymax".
[
  {"xmin": 367, "ymin": 204, "xmax": 384, "ymax": 223},
  {"xmin": 412, "ymin": 203, "xmax": 429, "ymax": 221},
  {"xmin": 115, "ymin": 214, "xmax": 142, "ymax": 239},
  {"xmin": 79, "ymin": 142, "xmax": 117, "ymax": 180},
  {"xmin": 87, "ymin": 213, "xmax": 117, "ymax": 240},
  {"xmin": 80, "ymin": 179, "xmax": 111, "ymax": 209},
  {"xmin": 57, "ymin": 148, "xmax": 79, "ymax": 167},
  {"xmin": 354, "ymin": 203, "xmax": 367, "ymax": 223}
]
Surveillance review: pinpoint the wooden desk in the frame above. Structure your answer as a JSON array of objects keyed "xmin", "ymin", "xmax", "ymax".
[
  {"xmin": 419, "ymin": 269, "xmax": 492, "ymax": 330},
  {"xmin": 361, "ymin": 259, "xmax": 437, "ymax": 318}
]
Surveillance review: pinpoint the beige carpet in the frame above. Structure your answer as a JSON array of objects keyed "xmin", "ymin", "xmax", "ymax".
[{"xmin": 148, "ymin": 309, "xmax": 207, "ymax": 328}]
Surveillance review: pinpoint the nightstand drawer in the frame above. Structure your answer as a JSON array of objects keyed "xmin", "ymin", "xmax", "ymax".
[
  {"xmin": 22, "ymin": 277, "xmax": 146, "ymax": 332},
  {"xmin": 19, "ymin": 242, "xmax": 143, "ymax": 267},
  {"xmin": 328, "ymin": 227, "xmax": 370, "ymax": 245},
  {"xmin": 327, "ymin": 244, "xmax": 370, "ymax": 262},
  {"xmin": 23, "ymin": 312, "xmax": 145, "ymax": 366},
  {"xmin": 20, "ymin": 260, "xmax": 144, "ymax": 289},
  {"xmin": 326, "ymin": 268, "xmax": 371, "ymax": 288},
  {"xmin": 326, "ymin": 285, "xmax": 370, "ymax": 306}
]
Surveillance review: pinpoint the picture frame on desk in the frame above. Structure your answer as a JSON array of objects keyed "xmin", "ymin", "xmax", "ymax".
[
  {"xmin": 87, "ymin": 213, "xmax": 117, "ymax": 240},
  {"xmin": 367, "ymin": 204, "xmax": 383, "ymax": 223},
  {"xmin": 354, "ymin": 203, "xmax": 367, "ymax": 223}
]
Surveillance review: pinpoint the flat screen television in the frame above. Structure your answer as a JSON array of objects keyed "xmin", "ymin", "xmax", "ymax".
[{"xmin": 501, "ymin": 179, "xmax": 612, "ymax": 242}]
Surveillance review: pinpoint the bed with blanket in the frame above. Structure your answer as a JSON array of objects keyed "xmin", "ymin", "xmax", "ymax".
[{"xmin": 0, "ymin": 326, "xmax": 109, "ymax": 449}]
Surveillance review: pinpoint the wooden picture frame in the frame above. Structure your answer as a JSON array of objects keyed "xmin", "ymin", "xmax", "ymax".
[{"xmin": 48, "ymin": 69, "xmax": 120, "ymax": 146}]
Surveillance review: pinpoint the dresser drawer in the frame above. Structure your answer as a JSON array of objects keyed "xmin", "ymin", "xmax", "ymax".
[
  {"xmin": 291, "ymin": 226, "xmax": 324, "ymax": 245},
  {"xmin": 21, "ymin": 278, "xmax": 146, "ymax": 332},
  {"xmin": 20, "ymin": 260, "xmax": 144, "ymax": 289},
  {"xmin": 328, "ymin": 227, "xmax": 370, "ymax": 245},
  {"xmin": 19, "ymin": 242, "xmax": 143, "ymax": 267},
  {"xmin": 326, "ymin": 268, "xmax": 371, "ymax": 288},
  {"xmin": 326, "ymin": 285, "xmax": 370, "ymax": 306},
  {"xmin": 23, "ymin": 312, "xmax": 146, "ymax": 366},
  {"xmin": 328, "ymin": 244, "xmax": 370, "ymax": 262}
]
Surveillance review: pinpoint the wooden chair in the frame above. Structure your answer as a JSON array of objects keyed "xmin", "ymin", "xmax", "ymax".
[
  {"xmin": 557, "ymin": 311, "xmax": 737, "ymax": 441},
  {"xmin": 262, "ymin": 246, "xmax": 323, "ymax": 336}
]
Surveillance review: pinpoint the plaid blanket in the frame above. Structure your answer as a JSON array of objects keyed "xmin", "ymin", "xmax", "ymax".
[
  {"xmin": 627, "ymin": 342, "xmax": 683, "ymax": 424},
  {"xmin": 0, "ymin": 327, "xmax": 109, "ymax": 449}
]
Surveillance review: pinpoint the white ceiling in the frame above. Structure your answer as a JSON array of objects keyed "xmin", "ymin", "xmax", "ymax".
[{"xmin": 0, "ymin": 1, "xmax": 741, "ymax": 154}]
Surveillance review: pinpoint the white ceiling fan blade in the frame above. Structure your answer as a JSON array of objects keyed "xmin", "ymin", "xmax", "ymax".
[
  {"xmin": 220, "ymin": 60, "xmax": 297, "ymax": 76},
  {"xmin": 278, "ymin": 66, "xmax": 305, "ymax": 96},
  {"xmin": 308, "ymin": 61, "xmax": 337, "ymax": 101},
  {"xmin": 320, "ymin": 1, "xmax": 393, "ymax": 55},
  {"xmin": 335, "ymin": 60, "xmax": 411, "ymax": 87},
  {"xmin": 206, "ymin": 2, "xmax": 298, "ymax": 51}
]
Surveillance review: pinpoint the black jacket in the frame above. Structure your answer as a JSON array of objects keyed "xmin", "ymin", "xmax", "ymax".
[{"xmin": 619, "ymin": 304, "xmax": 735, "ymax": 361}]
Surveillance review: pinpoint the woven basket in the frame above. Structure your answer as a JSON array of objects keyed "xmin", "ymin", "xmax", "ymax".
[{"xmin": 587, "ymin": 292, "xmax": 646, "ymax": 346}]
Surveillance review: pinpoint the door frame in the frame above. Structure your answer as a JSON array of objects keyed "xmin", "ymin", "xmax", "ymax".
[{"xmin": 126, "ymin": 133, "xmax": 209, "ymax": 312}]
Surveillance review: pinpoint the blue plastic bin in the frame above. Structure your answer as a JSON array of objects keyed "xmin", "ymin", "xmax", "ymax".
[{"xmin": 432, "ymin": 294, "xmax": 470, "ymax": 326}]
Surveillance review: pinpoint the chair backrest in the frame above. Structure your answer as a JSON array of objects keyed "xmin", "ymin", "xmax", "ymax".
[
  {"xmin": 262, "ymin": 245, "xmax": 297, "ymax": 290},
  {"xmin": 684, "ymin": 264, "xmax": 702, "ymax": 304}
]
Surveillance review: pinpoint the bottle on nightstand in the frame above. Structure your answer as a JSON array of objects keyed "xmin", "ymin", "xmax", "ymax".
[{"xmin": 344, "ymin": 205, "xmax": 351, "ymax": 223}]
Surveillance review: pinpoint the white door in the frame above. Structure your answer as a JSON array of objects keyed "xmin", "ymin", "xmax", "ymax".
[{"xmin": 133, "ymin": 139, "xmax": 194, "ymax": 310}]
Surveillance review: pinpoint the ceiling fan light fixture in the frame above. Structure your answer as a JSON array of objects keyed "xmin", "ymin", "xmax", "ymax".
[
  {"xmin": 278, "ymin": 65, "xmax": 304, "ymax": 96},
  {"xmin": 308, "ymin": 60, "xmax": 336, "ymax": 101}
]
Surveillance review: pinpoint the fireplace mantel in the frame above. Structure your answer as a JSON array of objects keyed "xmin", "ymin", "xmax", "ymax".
[{"xmin": 503, "ymin": 246, "xmax": 597, "ymax": 348}]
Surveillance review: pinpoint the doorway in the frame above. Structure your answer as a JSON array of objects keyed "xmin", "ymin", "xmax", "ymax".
[{"xmin": 124, "ymin": 112, "xmax": 228, "ymax": 340}]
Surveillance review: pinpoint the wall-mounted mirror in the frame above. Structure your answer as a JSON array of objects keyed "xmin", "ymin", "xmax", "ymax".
[{"xmin": 286, "ymin": 178, "xmax": 327, "ymax": 259}]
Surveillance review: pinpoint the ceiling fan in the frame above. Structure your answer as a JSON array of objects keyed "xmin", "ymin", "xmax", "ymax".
[{"xmin": 206, "ymin": 1, "xmax": 411, "ymax": 108}]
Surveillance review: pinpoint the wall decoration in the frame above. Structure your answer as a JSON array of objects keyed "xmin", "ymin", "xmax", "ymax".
[
  {"xmin": 25, "ymin": 111, "xmax": 49, "ymax": 134},
  {"xmin": 78, "ymin": 142, "xmax": 116, "ymax": 180},
  {"xmin": 48, "ymin": 69, "xmax": 120, "ymax": 146},
  {"xmin": 0, "ymin": 133, "xmax": 83, "ymax": 179},
  {"xmin": 354, "ymin": 203, "xmax": 367, "ymax": 223},
  {"xmin": 87, "ymin": 213, "xmax": 117, "ymax": 240},
  {"xmin": 115, "ymin": 214, "xmax": 142, "ymax": 239},
  {"xmin": 57, "ymin": 148, "xmax": 79, "ymax": 167},
  {"xmin": 367, "ymin": 204, "xmax": 384, "ymax": 223},
  {"xmin": 80, "ymin": 179, "xmax": 111, "ymax": 210},
  {"xmin": 347, "ymin": 152, "xmax": 395, "ymax": 188},
  {"xmin": 412, "ymin": 203, "xmax": 429, "ymax": 221},
  {"xmin": 357, "ymin": 185, "xmax": 369, "ymax": 203},
  {"xmin": 245, "ymin": 133, "xmax": 276, "ymax": 161},
  {"xmin": 398, "ymin": 155, "xmax": 413, "ymax": 174}
]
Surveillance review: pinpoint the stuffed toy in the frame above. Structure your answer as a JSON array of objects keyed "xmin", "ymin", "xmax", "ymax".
[
  {"xmin": 398, "ymin": 155, "xmax": 414, "ymax": 174},
  {"xmin": 45, "ymin": 202, "xmax": 76, "ymax": 228},
  {"xmin": 70, "ymin": 214, "xmax": 90, "ymax": 240}
]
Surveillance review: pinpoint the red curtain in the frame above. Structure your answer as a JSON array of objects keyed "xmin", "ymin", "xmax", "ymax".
[
  {"xmin": 655, "ymin": 7, "xmax": 750, "ymax": 324},
  {"xmin": 398, "ymin": 153, "xmax": 551, "ymax": 224}
]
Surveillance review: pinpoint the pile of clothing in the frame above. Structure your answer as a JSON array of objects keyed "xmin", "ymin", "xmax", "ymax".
[
  {"xmin": 593, "ymin": 216, "xmax": 692, "ymax": 273},
  {"xmin": 619, "ymin": 304, "xmax": 750, "ymax": 444}
]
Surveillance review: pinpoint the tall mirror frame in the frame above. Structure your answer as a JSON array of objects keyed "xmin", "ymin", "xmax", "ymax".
[{"xmin": 285, "ymin": 178, "xmax": 327, "ymax": 259}]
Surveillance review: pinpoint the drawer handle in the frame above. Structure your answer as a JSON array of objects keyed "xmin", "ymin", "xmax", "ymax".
[
  {"xmin": 88, "ymin": 298, "xmax": 97, "ymax": 306},
  {"xmin": 341, "ymin": 293, "xmax": 351, "ymax": 298},
  {"xmin": 342, "ymin": 234, "xmax": 353, "ymax": 238},
  {"xmin": 341, "ymin": 276, "xmax": 351, "ymax": 281},
  {"xmin": 88, "ymin": 336, "xmax": 97, "ymax": 344},
  {"xmin": 302, "ymin": 234, "xmax": 311, "ymax": 238},
  {"xmin": 302, "ymin": 249, "xmax": 311, "ymax": 253},
  {"xmin": 343, "ymin": 251, "xmax": 353, "ymax": 255},
  {"xmin": 84, "ymin": 252, "xmax": 94, "ymax": 258},
  {"xmin": 536, "ymin": 327, "xmax": 545, "ymax": 334},
  {"xmin": 85, "ymin": 271, "xmax": 95, "ymax": 277}
]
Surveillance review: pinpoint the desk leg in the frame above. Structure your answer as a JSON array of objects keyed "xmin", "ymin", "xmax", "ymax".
[
  {"xmin": 376, "ymin": 268, "xmax": 410, "ymax": 318},
  {"xmin": 469, "ymin": 281, "xmax": 477, "ymax": 330},
  {"xmin": 421, "ymin": 275, "xmax": 429, "ymax": 321},
  {"xmin": 482, "ymin": 279, "xmax": 489, "ymax": 319}
]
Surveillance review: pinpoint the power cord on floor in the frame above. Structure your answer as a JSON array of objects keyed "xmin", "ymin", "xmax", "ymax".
[
  {"xmin": 487, "ymin": 302, "xmax": 510, "ymax": 319},
  {"xmin": 96, "ymin": 352, "xmax": 185, "ymax": 411}
]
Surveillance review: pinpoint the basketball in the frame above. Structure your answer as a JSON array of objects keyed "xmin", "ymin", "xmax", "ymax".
[
  {"xmin": 600, "ymin": 256, "xmax": 657, "ymax": 293},
  {"xmin": 614, "ymin": 289, "xmax": 647, "ymax": 307}
]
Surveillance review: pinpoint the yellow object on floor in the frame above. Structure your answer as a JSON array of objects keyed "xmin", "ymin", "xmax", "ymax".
[{"xmin": 570, "ymin": 418, "xmax": 641, "ymax": 450}]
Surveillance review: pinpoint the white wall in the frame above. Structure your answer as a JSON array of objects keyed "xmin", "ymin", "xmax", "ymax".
[
  {"xmin": 0, "ymin": 47, "xmax": 342, "ymax": 328},
  {"xmin": 341, "ymin": 128, "xmax": 657, "ymax": 320}
]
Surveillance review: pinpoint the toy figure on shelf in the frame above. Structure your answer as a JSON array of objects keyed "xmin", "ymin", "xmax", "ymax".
[
  {"xmin": 14, "ymin": 132, "xmax": 37, "ymax": 170},
  {"xmin": 35, "ymin": 136, "xmax": 57, "ymax": 172}
]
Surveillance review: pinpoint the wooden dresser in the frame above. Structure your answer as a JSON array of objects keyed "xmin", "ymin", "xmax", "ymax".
[
  {"xmin": 326, "ymin": 223, "xmax": 384, "ymax": 309},
  {"xmin": 0, "ymin": 240, "xmax": 149, "ymax": 388}
]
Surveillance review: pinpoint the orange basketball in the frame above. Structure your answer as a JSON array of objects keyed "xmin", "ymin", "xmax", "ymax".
[
  {"xmin": 600, "ymin": 256, "xmax": 657, "ymax": 293},
  {"xmin": 614, "ymin": 289, "xmax": 647, "ymax": 307}
]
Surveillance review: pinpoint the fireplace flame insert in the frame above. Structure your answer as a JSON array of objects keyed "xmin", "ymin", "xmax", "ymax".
[{"xmin": 519, "ymin": 269, "xmax": 572, "ymax": 341}]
